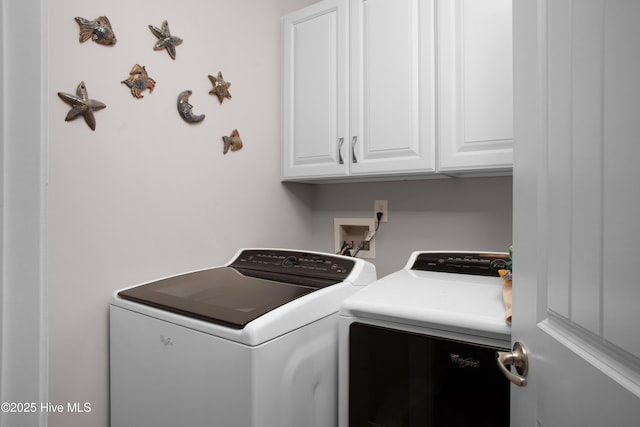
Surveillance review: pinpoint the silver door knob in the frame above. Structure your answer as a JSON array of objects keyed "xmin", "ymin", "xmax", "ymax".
[{"xmin": 496, "ymin": 341, "xmax": 529, "ymax": 387}]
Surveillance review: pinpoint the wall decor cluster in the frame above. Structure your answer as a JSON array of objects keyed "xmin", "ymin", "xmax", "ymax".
[{"xmin": 58, "ymin": 14, "xmax": 244, "ymax": 154}]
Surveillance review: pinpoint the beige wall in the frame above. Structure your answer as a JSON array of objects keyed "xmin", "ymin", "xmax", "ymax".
[
  {"xmin": 309, "ymin": 176, "xmax": 513, "ymax": 277},
  {"xmin": 46, "ymin": 1, "xmax": 315, "ymax": 426}
]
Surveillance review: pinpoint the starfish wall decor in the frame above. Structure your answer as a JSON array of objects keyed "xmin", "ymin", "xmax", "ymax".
[
  {"xmin": 57, "ymin": 81, "xmax": 106, "ymax": 131},
  {"xmin": 208, "ymin": 72, "xmax": 232, "ymax": 104},
  {"xmin": 149, "ymin": 20, "xmax": 183, "ymax": 60}
]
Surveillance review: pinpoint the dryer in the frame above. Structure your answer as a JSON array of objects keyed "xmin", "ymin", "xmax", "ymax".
[
  {"xmin": 110, "ymin": 248, "xmax": 376, "ymax": 427},
  {"xmin": 338, "ymin": 251, "xmax": 512, "ymax": 427}
]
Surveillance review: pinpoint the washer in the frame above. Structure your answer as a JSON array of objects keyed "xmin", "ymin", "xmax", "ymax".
[
  {"xmin": 338, "ymin": 251, "xmax": 512, "ymax": 427},
  {"xmin": 110, "ymin": 248, "xmax": 376, "ymax": 427}
]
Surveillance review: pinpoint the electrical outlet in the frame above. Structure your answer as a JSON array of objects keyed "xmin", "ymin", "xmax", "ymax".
[{"xmin": 374, "ymin": 200, "xmax": 388, "ymax": 222}]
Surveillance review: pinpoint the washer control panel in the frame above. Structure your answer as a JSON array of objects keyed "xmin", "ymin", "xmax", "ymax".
[
  {"xmin": 411, "ymin": 252, "xmax": 510, "ymax": 277},
  {"xmin": 230, "ymin": 249, "xmax": 355, "ymax": 280}
]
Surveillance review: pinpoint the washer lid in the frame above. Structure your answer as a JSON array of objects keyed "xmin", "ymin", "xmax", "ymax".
[{"xmin": 117, "ymin": 266, "xmax": 331, "ymax": 329}]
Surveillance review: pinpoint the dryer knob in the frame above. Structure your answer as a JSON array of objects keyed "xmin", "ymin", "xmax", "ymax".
[{"xmin": 490, "ymin": 259, "xmax": 508, "ymax": 271}]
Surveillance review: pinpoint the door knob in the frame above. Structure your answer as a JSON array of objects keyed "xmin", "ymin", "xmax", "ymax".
[{"xmin": 496, "ymin": 341, "xmax": 529, "ymax": 387}]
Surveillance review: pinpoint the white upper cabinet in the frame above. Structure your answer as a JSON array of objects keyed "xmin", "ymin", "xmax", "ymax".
[
  {"xmin": 437, "ymin": 0, "xmax": 513, "ymax": 172},
  {"xmin": 349, "ymin": 0, "xmax": 436, "ymax": 177},
  {"xmin": 282, "ymin": 0, "xmax": 349, "ymax": 180},
  {"xmin": 282, "ymin": 0, "xmax": 513, "ymax": 182}
]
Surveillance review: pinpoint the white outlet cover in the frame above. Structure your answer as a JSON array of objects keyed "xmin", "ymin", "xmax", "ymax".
[{"xmin": 374, "ymin": 199, "xmax": 388, "ymax": 222}]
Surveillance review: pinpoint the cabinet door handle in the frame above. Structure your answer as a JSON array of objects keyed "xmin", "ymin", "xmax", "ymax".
[
  {"xmin": 351, "ymin": 136, "xmax": 358, "ymax": 163},
  {"xmin": 338, "ymin": 137, "xmax": 344, "ymax": 165}
]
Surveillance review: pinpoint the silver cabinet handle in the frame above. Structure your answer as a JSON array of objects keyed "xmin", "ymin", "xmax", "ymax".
[
  {"xmin": 351, "ymin": 136, "xmax": 358, "ymax": 163},
  {"xmin": 496, "ymin": 342, "xmax": 529, "ymax": 387},
  {"xmin": 338, "ymin": 137, "xmax": 344, "ymax": 164}
]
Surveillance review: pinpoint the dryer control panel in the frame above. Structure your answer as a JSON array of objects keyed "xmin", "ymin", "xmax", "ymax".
[{"xmin": 411, "ymin": 252, "xmax": 510, "ymax": 277}]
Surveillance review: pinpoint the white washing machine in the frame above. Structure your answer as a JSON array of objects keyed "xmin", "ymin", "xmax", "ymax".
[
  {"xmin": 338, "ymin": 251, "xmax": 512, "ymax": 427},
  {"xmin": 110, "ymin": 248, "xmax": 376, "ymax": 427}
]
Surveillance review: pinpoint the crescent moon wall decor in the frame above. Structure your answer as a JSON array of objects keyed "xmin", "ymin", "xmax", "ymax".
[{"xmin": 177, "ymin": 90, "xmax": 205, "ymax": 123}]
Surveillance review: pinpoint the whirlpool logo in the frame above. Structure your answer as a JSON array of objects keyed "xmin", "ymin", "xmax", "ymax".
[
  {"xmin": 450, "ymin": 354, "xmax": 480, "ymax": 368},
  {"xmin": 160, "ymin": 335, "xmax": 174, "ymax": 346}
]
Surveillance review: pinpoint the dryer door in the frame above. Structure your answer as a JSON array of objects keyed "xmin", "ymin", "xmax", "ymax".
[{"xmin": 348, "ymin": 323, "xmax": 510, "ymax": 426}]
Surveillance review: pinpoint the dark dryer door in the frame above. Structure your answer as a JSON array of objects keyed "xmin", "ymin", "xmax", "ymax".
[{"xmin": 349, "ymin": 323, "xmax": 510, "ymax": 427}]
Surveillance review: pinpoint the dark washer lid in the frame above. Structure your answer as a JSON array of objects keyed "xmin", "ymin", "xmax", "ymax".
[
  {"xmin": 117, "ymin": 249, "xmax": 356, "ymax": 329},
  {"xmin": 118, "ymin": 267, "xmax": 324, "ymax": 329}
]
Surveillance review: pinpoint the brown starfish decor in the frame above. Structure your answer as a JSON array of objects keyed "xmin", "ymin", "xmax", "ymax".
[
  {"xmin": 57, "ymin": 81, "xmax": 106, "ymax": 131},
  {"xmin": 208, "ymin": 72, "xmax": 232, "ymax": 104}
]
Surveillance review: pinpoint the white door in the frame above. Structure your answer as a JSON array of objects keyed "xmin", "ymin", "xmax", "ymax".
[{"xmin": 511, "ymin": 0, "xmax": 640, "ymax": 425}]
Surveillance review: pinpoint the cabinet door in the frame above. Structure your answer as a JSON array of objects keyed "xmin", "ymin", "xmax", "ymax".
[
  {"xmin": 282, "ymin": 0, "xmax": 349, "ymax": 180},
  {"xmin": 438, "ymin": 0, "xmax": 513, "ymax": 172},
  {"xmin": 349, "ymin": 0, "xmax": 436, "ymax": 176}
]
